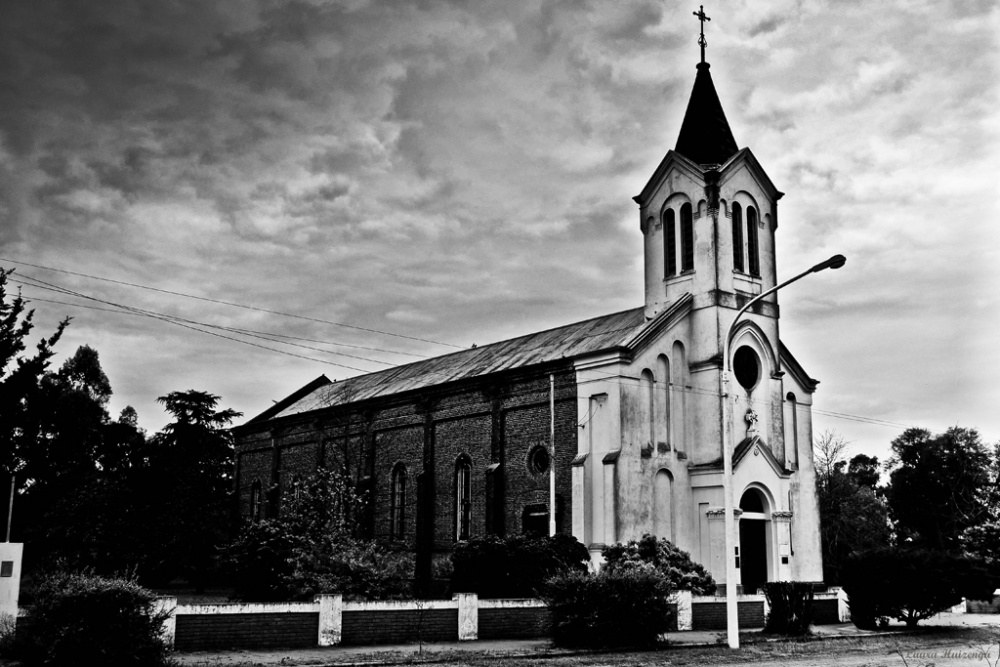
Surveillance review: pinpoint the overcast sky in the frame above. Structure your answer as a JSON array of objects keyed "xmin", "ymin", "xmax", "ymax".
[{"xmin": 2, "ymin": 0, "xmax": 998, "ymax": 465}]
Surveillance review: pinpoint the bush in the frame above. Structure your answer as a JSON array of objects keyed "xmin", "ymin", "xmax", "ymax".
[
  {"xmin": 542, "ymin": 565, "xmax": 674, "ymax": 648},
  {"xmin": 16, "ymin": 570, "xmax": 171, "ymax": 666},
  {"xmin": 843, "ymin": 547, "xmax": 996, "ymax": 628},
  {"xmin": 227, "ymin": 468, "xmax": 413, "ymax": 602},
  {"xmin": 451, "ymin": 533, "xmax": 589, "ymax": 598},
  {"xmin": 761, "ymin": 581, "xmax": 814, "ymax": 635},
  {"xmin": 603, "ymin": 534, "xmax": 716, "ymax": 595},
  {"xmin": 227, "ymin": 519, "xmax": 412, "ymax": 602}
]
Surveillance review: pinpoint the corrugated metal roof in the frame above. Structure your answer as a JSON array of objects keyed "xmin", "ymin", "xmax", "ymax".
[{"xmin": 264, "ymin": 306, "xmax": 649, "ymax": 421}]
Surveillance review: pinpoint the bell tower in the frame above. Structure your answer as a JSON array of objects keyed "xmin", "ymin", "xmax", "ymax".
[{"xmin": 632, "ymin": 9, "xmax": 786, "ymax": 462}]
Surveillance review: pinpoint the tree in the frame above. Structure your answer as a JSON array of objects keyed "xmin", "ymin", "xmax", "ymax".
[
  {"xmin": 813, "ymin": 429, "xmax": 850, "ymax": 480},
  {"xmin": 0, "ymin": 268, "xmax": 68, "ymax": 483},
  {"xmin": 227, "ymin": 468, "xmax": 411, "ymax": 602},
  {"xmin": 814, "ymin": 432, "xmax": 891, "ymax": 585},
  {"xmin": 16, "ymin": 346, "xmax": 149, "ymax": 573},
  {"xmin": 843, "ymin": 547, "xmax": 996, "ymax": 628},
  {"xmin": 884, "ymin": 427, "xmax": 992, "ymax": 552},
  {"xmin": 602, "ymin": 534, "xmax": 716, "ymax": 595},
  {"xmin": 143, "ymin": 390, "xmax": 241, "ymax": 587}
]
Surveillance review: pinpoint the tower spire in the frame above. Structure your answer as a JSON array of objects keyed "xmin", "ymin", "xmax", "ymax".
[{"xmin": 694, "ymin": 5, "xmax": 710, "ymax": 64}]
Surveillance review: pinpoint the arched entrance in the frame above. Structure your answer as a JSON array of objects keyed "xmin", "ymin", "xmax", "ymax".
[{"xmin": 738, "ymin": 488, "xmax": 771, "ymax": 594}]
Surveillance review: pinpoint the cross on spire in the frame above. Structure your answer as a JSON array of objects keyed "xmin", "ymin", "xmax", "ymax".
[{"xmin": 693, "ymin": 5, "xmax": 711, "ymax": 64}]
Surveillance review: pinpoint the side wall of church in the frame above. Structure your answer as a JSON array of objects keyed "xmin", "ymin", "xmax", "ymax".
[{"xmin": 233, "ymin": 365, "xmax": 579, "ymax": 563}]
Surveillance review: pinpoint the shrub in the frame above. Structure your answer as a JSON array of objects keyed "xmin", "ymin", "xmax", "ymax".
[
  {"xmin": 603, "ymin": 534, "xmax": 716, "ymax": 595},
  {"xmin": 761, "ymin": 581, "xmax": 814, "ymax": 635},
  {"xmin": 16, "ymin": 570, "xmax": 171, "ymax": 666},
  {"xmin": 843, "ymin": 547, "xmax": 996, "ymax": 628},
  {"xmin": 227, "ymin": 469, "xmax": 412, "ymax": 601},
  {"xmin": 542, "ymin": 565, "xmax": 674, "ymax": 648},
  {"xmin": 227, "ymin": 519, "xmax": 412, "ymax": 602},
  {"xmin": 451, "ymin": 533, "xmax": 589, "ymax": 598}
]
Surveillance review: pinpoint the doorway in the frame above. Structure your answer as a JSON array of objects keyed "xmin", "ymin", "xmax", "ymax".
[{"xmin": 738, "ymin": 488, "xmax": 770, "ymax": 594}]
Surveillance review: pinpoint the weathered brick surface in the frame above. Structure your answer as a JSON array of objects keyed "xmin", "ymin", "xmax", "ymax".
[
  {"xmin": 811, "ymin": 598, "xmax": 840, "ymax": 624},
  {"xmin": 691, "ymin": 600, "xmax": 765, "ymax": 630},
  {"xmin": 341, "ymin": 609, "xmax": 458, "ymax": 645},
  {"xmin": 234, "ymin": 363, "xmax": 580, "ymax": 565},
  {"xmin": 478, "ymin": 607, "xmax": 551, "ymax": 638},
  {"xmin": 373, "ymin": 425, "xmax": 423, "ymax": 545},
  {"xmin": 174, "ymin": 613, "xmax": 318, "ymax": 651}
]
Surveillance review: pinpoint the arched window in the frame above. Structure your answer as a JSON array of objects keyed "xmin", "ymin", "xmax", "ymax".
[
  {"xmin": 663, "ymin": 208, "xmax": 677, "ymax": 277},
  {"xmin": 786, "ymin": 393, "xmax": 799, "ymax": 469},
  {"xmin": 249, "ymin": 479, "xmax": 262, "ymax": 523},
  {"xmin": 747, "ymin": 206, "xmax": 760, "ymax": 276},
  {"xmin": 731, "ymin": 202, "xmax": 744, "ymax": 272},
  {"xmin": 390, "ymin": 464, "xmax": 407, "ymax": 540},
  {"xmin": 455, "ymin": 456, "xmax": 472, "ymax": 541},
  {"xmin": 680, "ymin": 203, "xmax": 694, "ymax": 272},
  {"xmin": 641, "ymin": 369, "xmax": 655, "ymax": 447}
]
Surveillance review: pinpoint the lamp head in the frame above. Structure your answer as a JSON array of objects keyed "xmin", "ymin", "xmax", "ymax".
[{"xmin": 811, "ymin": 254, "xmax": 847, "ymax": 273}]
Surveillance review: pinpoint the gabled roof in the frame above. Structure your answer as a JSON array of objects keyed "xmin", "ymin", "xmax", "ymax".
[
  {"xmin": 246, "ymin": 298, "xmax": 692, "ymax": 424},
  {"xmin": 779, "ymin": 341, "xmax": 819, "ymax": 394},
  {"xmin": 674, "ymin": 62, "xmax": 738, "ymax": 167}
]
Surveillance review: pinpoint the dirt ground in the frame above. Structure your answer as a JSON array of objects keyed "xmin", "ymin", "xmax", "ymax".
[{"xmin": 169, "ymin": 621, "xmax": 1000, "ymax": 667}]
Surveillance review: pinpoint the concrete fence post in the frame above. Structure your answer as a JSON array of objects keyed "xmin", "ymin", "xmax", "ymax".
[
  {"xmin": 674, "ymin": 590, "xmax": 693, "ymax": 631},
  {"xmin": 832, "ymin": 586, "xmax": 850, "ymax": 622},
  {"xmin": 153, "ymin": 597, "xmax": 177, "ymax": 649},
  {"xmin": 316, "ymin": 594, "xmax": 343, "ymax": 646},
  {"xmin": 456, "ymin": 593, "xmax": 478, "ymax": 641}
]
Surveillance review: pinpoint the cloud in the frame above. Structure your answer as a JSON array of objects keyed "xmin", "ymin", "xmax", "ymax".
[{"xmin": 0, "ymin": 0, "xmax": 996, "ymax": 452}]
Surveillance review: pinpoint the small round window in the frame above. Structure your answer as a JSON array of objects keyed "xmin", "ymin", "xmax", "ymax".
[
  {"xmin": 529, "ymin": 446, "xmax": 550, "ymax": 475},
  {"xmin": 733, "ymin": 346, "xmax": 760, "ymax": 391}
]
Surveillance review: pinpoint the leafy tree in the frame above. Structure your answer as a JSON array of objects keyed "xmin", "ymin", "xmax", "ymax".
[
  {"xmin": 884, "ymin": 427, "xmax": 992, "ymax": 551},
  {"xmin": 542, "ymin": 566, "xmax": 674, "ymax": 648},
  {"xmin": 227, "ymin": 468, "xmax": 411, "ymax": 601},
  {"xmin": 143, "ymin": 390, "xmax": 241, "ymax": 587},
  {"xmin": 814, "ymin": 434, "xmax": 891, "ymax": 585},
  {"xmin": 450, "ymin": 533, "xmax": 589, "ymax": 598},
  {"xmin": 843, "ymin": 547, "xmax": 996, "ymax": 628},
  {"xmin": 0, "ymin": 268, "xmax": 68, "ymax": 483},
  {"xmin": 602, "ymin": 534, "xmax": 716, "ymax": 595},
  {"xmin": 16, "ymin": 347, "xmax": 149, "ymax": 574}
]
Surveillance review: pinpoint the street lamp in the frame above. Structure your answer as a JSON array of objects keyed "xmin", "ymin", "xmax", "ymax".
[{"xmin": 720, "ymin": 254, "xmax": 846, "ymax": 649}]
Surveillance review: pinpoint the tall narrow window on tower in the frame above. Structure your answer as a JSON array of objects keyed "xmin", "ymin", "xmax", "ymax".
[
  {"xmin": 747, "ymin": 206, "xmax": 760, "ymax": 276},
  {"xmin": 664, "ymin": 208, "xmax": 677, "ymax": 277},
  {"xmin": 680, "ymin": 203, "xmax": 694, "ymax": 272},
  {"xmin": 731, "ymin": 202, "xmax": 744, "ymax": 272}
]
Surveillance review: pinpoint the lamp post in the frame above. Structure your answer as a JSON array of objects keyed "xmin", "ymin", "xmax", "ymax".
[{"xmin": 721, "ymin": 254, "xmax": 845, "ymax": 649}]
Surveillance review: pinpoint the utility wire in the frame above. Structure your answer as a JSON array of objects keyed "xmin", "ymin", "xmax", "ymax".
[
  {"xmin": 14, "ymin": 276, "xmax": 915, "ymax": 433},
  {"xmin": 0, "ymin": 257, "xmax": 465, "ymax": 350}
]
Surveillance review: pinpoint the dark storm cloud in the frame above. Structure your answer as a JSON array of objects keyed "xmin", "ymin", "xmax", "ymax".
[{"xmin": 0, "ymin": 0, "xmax": 996, "ymax": 461}]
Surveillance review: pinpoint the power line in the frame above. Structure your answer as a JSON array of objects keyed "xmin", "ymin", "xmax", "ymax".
[
  {"xmin": 0, "ymin": 257, "xmax": 465, "ymax": 350},
  {"xmin": 13, "ymin": 272, "xmax": 915, "ymax": 433},
  {"xmin": 20, "ymin": 294, "xmax": 429, "ymax": 359},
  {"xmin": 13, "ymin": 277, "xmax": 376, "ymax": 374}
]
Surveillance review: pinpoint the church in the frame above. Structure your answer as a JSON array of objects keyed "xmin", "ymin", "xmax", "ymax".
[{"xmin": 232, "ymin": 35, "xmax": 825, "ymax": 594}]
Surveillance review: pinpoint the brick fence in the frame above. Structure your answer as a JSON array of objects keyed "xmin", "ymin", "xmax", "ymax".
[{"xmin": 156, "ymin": 588, "xmax": 852, "ymax": 651}]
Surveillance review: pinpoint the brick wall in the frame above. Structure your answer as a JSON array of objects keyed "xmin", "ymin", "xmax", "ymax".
[
  {"xmin": 341, "ymin": 608, "xmax": 458, "ymax": 645},
  {"xmin": 811, "ymin": 597, "xmax": 840, "ymax": 624},
  {"xmin": 233, "ymin": 364, "xmax": 580, "ymax": 568},
  {"xmin": 478, "ymin": 606, "xmax": 551, "ymax": 639},
  {"xmin": 691, "ymin": 599, "xmax": 765, "ymax": 630},
  {"xmin": 174, "ymin": 612, "xmax": 319, "ymax": 651}
]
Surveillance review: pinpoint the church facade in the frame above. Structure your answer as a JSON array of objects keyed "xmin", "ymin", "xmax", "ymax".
[{"xmin": 232, "ymin": 56, "xmax": 824, "ymax": 593}]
